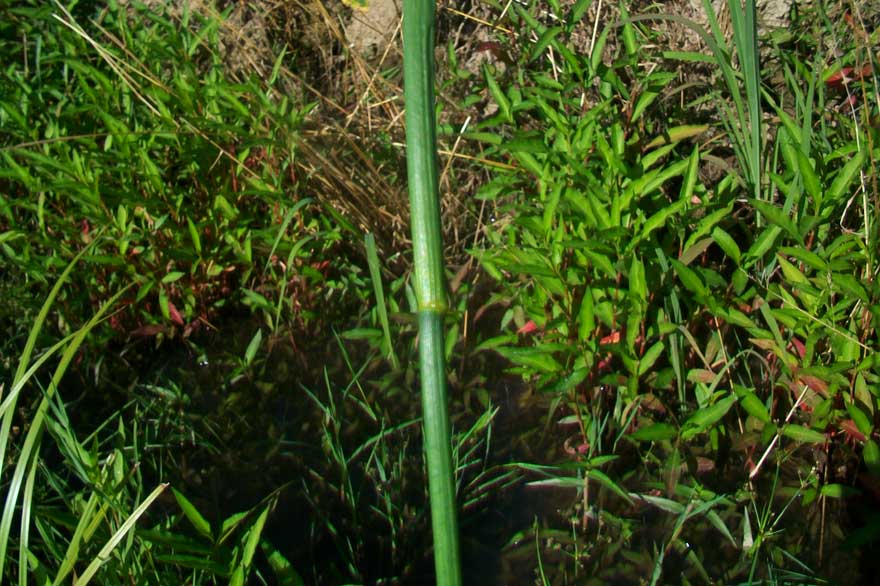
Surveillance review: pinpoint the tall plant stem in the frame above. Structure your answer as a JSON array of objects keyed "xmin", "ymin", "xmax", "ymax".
[{"xmin": 402, "ymin": 0, "xmax": 463, "ymax": 585}]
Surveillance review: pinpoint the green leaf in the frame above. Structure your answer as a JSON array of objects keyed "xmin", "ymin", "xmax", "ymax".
[
  {"xmin": 832, "ymin": 273, "xmax": 869, "ymax": 303},
  {"xmin": 631, "ymin": 422, "xmax": 678, "ymax": 442},
  {"xmin": 577, "ymin": 289, "xmax": 595, "ymax": 342},
  {"xmin": 820, "ymin": 483, "xmax": 860, "ymax": 499},
  {"xmin": 826, "ymin": 147, "xmax": 865, "ymax": 202},
  {"xmin": 681, "ymin": 394, "xmax": 736, "ymax": 440},
  {"xmin": 670, "ymin": 259, "xmax": 708, "ymax": 298},
  {"xmin": 161, "ymin": 271, "xmax": 186, "ymax": 284},
  {"xmin": 529, "ymin": 26, "xmax": 563, "ymax": 63},
  {"xmin": 496, "ymin": 347, "xmax": 562, "ymax": 373},
  {"xmin": 644, "ymin": 126, "xmax": 709, "ymax": 150},
  {"xmin": 629, "ymin": 257, "xmax": 647, "ymax": 303},
  {"xmin": 568, "ymin": 0, "xmax": 593, "ymax": 26},
  {"xmin": 638, "ymin": 341, "xmax": 664, "ymax": 377},
  {"xmin": 484, "ymin": 65, "xmax": 512, "ymax": 123},
  {"xmin": 187, "ymin": 217, "xmax": 202, "ymax": 256},
  {"xmin": 172, "ymin": 488, "xmax": 212, "ymax": 540},
  {"xmin": 781, "ymin": 424, "xmax": 826, "ymax": 444},
  {"xmin": 750, "ymin": 199, "xmax": 799, "ymax": 241},
  {"xmin": 244, "ymin": 329, "xmax": 262, "ymax": 367},
  {"xmin": 779, "ymin": 246, "xmax": 827, "ymax": 271},
  {"xmin": 847, "ymin": 401, "xmax": 873, "ymax": 436},
  {"xmin": 634, "ymin": 493, "xmax": 685, "ymax": 514},
  {"xmin": 340, "ymin": 328, "xmax": 383, "ymax": 341},
  {"xmin": 776, "ymin": 254, "xmax": 809, "ymax": 285},
  {"xmin": 744, "ymin": 225, "xmax": 782, "ymax": 264},
  {"xmin": 261, "ymin": 540, "xmax": 305, "ymax": 586},
  {"xmin": 711, "ymin": 227, "xmax": 741, "ymax": 265},
  {"xmin": 158, "ymin": 287, "xmax": 171, "ymax": 321},
  {"xmin": 795, "ymin": 151, "xmax": 822, "ymax": 206},
  {"xmin": 239, "ymin": 507, "xmax": 269, "ymax": 571},
  {"xmin": 587, "ymin": 469, "xmax": 633, "ymax": 504},
  {"xmin": 736, "ymin": 388, "xmax": 771, "ymax": 423},
  {"xmin": 863, "ymin": 440, "xmax": 880, "ymax": 477}
]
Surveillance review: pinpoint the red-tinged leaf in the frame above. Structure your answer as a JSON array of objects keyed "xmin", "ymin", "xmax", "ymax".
[
  {"xmin": 750, "ymin": 337, "xmax": 779, "ymax": 352},
  {"xmin": 130, "ymin": 324, "xmax": 168, "ymax": 337},
  {"xmin": 600, "ymin": 331, "xmax": 621, "ymax": 345},
  {"xmin": 687, "ymin": 369, "xmax": 716, "ymax": 384},
  {"xmin": 790, "ymin": 337, "xmax": 806, "ymax": 359},
  {"xmin": 825, "ymin": 66, "xmax": 853, "ymax": 88},
  {"xmin": 841, "ymin": 419, "xmax": 867, "ymax": 443},
  {"xmin": 517, "ymin": 320, "xmax": 539, "ymax": 335},
  {"xmin": 798, "ymin": 374, "xmax": 829, "ymax": 397},
  {"xmin": 826, "ymin": 64, "xmax": 872, "ymax": 90},
  {"xmin": 168, "ymin": 300, "xmax": 185, "ymax": 326}
]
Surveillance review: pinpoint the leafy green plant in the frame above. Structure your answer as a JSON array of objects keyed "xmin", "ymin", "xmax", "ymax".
[
  {"xmin": 0, "ymin": 1, "xmax": 342, "ymax": 347},
  {"xmin": 462, "ymin": 0, "xmax": 878, "ymax": 581}
]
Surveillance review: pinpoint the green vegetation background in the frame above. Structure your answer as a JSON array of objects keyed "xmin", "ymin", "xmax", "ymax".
[{"xmin": 1, "ymin": 0, "xmax": 879, "ymax": 584}]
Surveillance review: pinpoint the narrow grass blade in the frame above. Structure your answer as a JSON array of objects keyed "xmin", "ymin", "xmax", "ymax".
[{"xmin": 73, "ymin": 483, "xmax": 169, "ymax": 586}]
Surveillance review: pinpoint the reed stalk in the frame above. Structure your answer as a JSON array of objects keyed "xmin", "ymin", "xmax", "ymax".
[{"xmin": 402, "ymin": 0, "xmax": 462, "ymax": 584}]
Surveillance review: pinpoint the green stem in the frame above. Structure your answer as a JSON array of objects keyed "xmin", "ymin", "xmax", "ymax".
[{"xmin": 402, "ymin": 0, "xmax": 462, "ymax": 584}]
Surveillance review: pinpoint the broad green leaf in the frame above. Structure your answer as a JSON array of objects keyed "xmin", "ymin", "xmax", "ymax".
[
  {"xmin": 847, "ymin": 401, "xmax": 873, "ymax": 436},
  {"xmin": 340, "ymin": 328, "xmax": 383, "ymax": 341},
  {"xmin": 529, "ymin": 26, "xmax": 563, "ymax": 63},
  {"xmin": 244, "ymin": 329, "xmax": 262, "ymax": 367},
  {"xmin": 832, "ymin": 273, "xmax": 868, "ymax": 303},
  {"xmin": 496, "ymin": 347, "xmax": 562, "ymax": 373},
  {"xmin": 475, "ymin": 334, "xmax": 519, "ymax": 351},
  {"xmin": 795, "ymin": 151, "xmax": 822, "ymax": 206},
  {"xmin": 261, "ymin": 540, "xmax": 305, "ymax": 586},
  {"xmin": 631, "ymin": 422, "xmax": 677, "ymax": 442},
  {"xmin": 750, "ymin": 199, "xmax": 799, "ymax": 241},
  {"xmin": 863, "ymin": 440, "xmax": 880, "ymax": 477},
  {"xmin": 629, "ymin": 257, "xmax": 646, "ymax": 304},
  {"xmin": 172, "ymin": 488, "xmax": 212, "ymax": 539},
  {"xmin": 577, "ymin": 290, "xmax": 596, "ymax": 342},
  {"xmin": 240, "ymin": 507, "xmax": 269, "ymax": 571},
  {"xmin": 644, "ymin": 125, "xmax": 709, "ymax": 150},
  {"xmin": 670, "ymin": 259, "xmax": 707, "ymax": 297},
  {"xmin": 161, "ymin": 271, "xmax": 185, "ymax": 284},
  {"xmin": 781, "ymin": 424, "xmax": 826, "ymax": 444},
  {"xmin": 587, "ymin": 469, "xmax": 633, "ymax": 504},
  {"xmin": 635, "ymin": 198, "xmax": 687, "ymax": 244},
  {"xmin": 826, "ymin": 147, "xmax": 865, "ymax": 202},
  {"xmin": 568, "ymin": 0, "xmax": 593, "ymax": 25},
  {"xmin": 684, "ymin": 204, "xmax": 733, "ymax": 250},
  {"xmin": 744, "ymin": 225, "xmax": 782, "ymax": 264},
  {"xmin": 776, "ymin": 254, "xmax": 808, "ymax": 285},
  {"xmin": 158, "ymin": 288, "xmax": 171, "ymax": 321},
  {"xmin": 484, "ymin": 65, "xmax": 511, "ymax": 123},
  {"xmin": 638, "ymin": 341, "xmax": 664, "ymax": 377},
  {"xmin": 633, "ymin": 493, "xmax": 685, "ymax": 514},
  {"xmin": 187, "ymin": 217, "xmax": 202, "ymax": 256},
  {"xmin": 779, "ymin": 246, "xmax": 826, "ymax": 271},
  {"xmin": 736, "ymin": 388, "xmax": 771, "ymax": 423},
  {"xmin": 820, "ymin": 483, "xmax": 860, "ymax": 499},
  {"xmin": 711, "ymin": 226, "xmax": 741, "ymax": 265},
  {"xmin": 681, "ymin": 394, "xmax": 736, "ymax": 439}
]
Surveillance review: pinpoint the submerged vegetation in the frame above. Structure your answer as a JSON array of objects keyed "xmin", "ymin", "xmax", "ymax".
[{"xmin": 1, "ymin": 0, "xmax": 879, "ymax": 584}]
